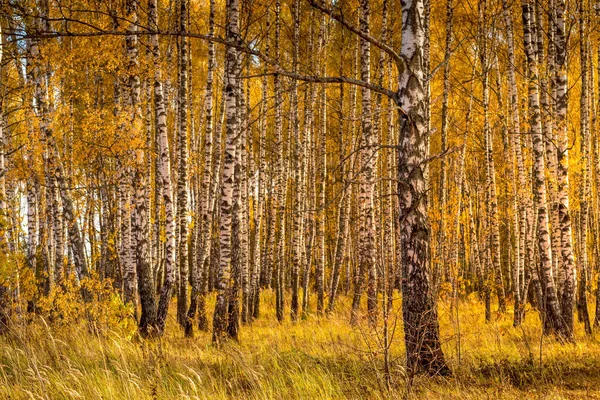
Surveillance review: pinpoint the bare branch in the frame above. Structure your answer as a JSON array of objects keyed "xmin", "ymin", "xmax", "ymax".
[
  {"xmin": 242, "ymin": 71, "xmax": 397, "ymax": 99},
  {"xmin": 7, "ymin": 27, "xmax": 399, "ymax": 101},
  {"xmin": 306, "ymin": 0, "xmax": 403, "ymax": 72}
]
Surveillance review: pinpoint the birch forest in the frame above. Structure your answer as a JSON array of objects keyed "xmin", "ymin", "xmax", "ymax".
[{"xmin": 2, "ymin": 0, "xmax": 600, "ymax": 398}]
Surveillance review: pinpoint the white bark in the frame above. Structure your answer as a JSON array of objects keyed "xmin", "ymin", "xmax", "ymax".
[{"xmin": 213, "ymin": 0, "xmax": 240, "ymax": 343}]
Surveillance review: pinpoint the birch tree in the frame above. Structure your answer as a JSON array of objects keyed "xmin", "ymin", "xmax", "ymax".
[
  {"xmin": 213, "ymin": 0, "xmax": 240, "ymax": 344},
  {"xmin": 522, "ymin": 0, "xmax": 568, "ymax": 338},
  {"xmin": 554, "ymin": 0, "xmax": 576, "ymax": 336},
  {"xmin": 176, "ymin": 0, "xmax": 190, "ymax": 330},
  {"xmin": 576, "ymin": 1, "xmax": 592, "ymax": 334},
  {"xmin": 188, "ymin": 0, "xmax": 217, "ymax": 334},
  {"xmin": 397, "ymin": 0, "xmax": 450, "ymax": 376},
  {"xmin": 351, "ymin": 0, "xmax": 377, "ymax": 326}
]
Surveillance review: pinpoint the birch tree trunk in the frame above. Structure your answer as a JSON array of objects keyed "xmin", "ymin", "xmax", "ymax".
[
  {"xmin": 176, "ymin": 0, "xmax": 190, "ymax": 330},
  {"xmin": 188, "ymin": 0, "xmax": 216, "ymax": 334},
  {"xmin": 30, "ymin": 4, "xmax": 89, "ymax": 288},
  {"xmin": 594, "ymin": 2, "xmax": 600, "ymax": 328},
  {"xmin": 536, "ymin": 1, "xmax": 560, "ymax": 286},
  {"xmin": 503, "ymin": 0, "xmax": 529, "ymax": 327},
  {"xmin": 328, "ymin": 56, "xmax": 348, "ymax": 314},
  {"xmin": 0, "ymin": 26, "xmax": 8, "ymax": 330},
  {"xmin": 398, "ymin": 0, "xmax": 450, "ymax": 376},
  {"xmin": 522, "ymin": 0, "xmax": 568, "ymax": 338},
  {"xmin": 554, "ymin": 0, "xmax": 576, "ymax": 337},
  {"xmin": 351, "ymin": 0, "xmax": 377, "ymax": 326},
  {"xmin": 119, "ymin": 166, "xmax": 134, "ymax": 303},
  {"xmin": 124, "ymin": 0, "xmax": 155, "ymax": 325},
  {"xmin": 27, "ymin": 176, "xmax": 38, "ymax": 276},
  {"xmin": 450, "ymin": 46, "xmax": 477, "ymax": 324},
  {"xmin": 577, "ymin": 2, "xmax": 592, "ymax": 334},
  {"xmin": 54, "ymin": 152, "xmax": 88, "ymax": 282},
  {"xmin": 132, "ymin": 151, "xmax": 157, "ymax": 336},
  {"xmin": 31, "ymin": 8, "xmax": 64, "ymax": 287},
  {"xmin": 251, "ymin": 11, "xmax": 269, "ymax": 319},
  {"xmin": 301, "ymin": 17, "xmax": 318, "ymax": 317},
  {"xmin": 481, "ymin": 0, "xmax": 506, "ymax": 315},
  {"xmin": 228, "ymin": 50, "xmax": 248, "ymax": 338},
  {"xmin": 438, "ymin": 0, "xmax": 453, "ymax": 288},
  {"xmin": 373, "ymin": 0, "xmax": 390, "ymax": 324},
  {"xmin": 152, "ymin": 0, "xmax": 176, "ymax": 336},
  {"xmin": 273, "ymin": 0, "xmax": 285, "ymax": 323},
  {"xmin": 213, "ymin": 0, "xmax": 239, "ymax": 344},
  {"xmin": 239, "ymin": 82, "xmax": 250, "ymax": 325},
  {"xmin": 290, "ymin": 0, "xmax": 301, "ymax": 322},
  {"xmin": 316, "ymin": 21, "xmax": 327, "ymax": 316}
]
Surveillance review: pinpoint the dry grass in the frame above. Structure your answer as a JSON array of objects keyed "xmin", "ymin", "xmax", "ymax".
[{"xmin": 1, "ymin": 292, "xmax": 600, "ymax": 399}]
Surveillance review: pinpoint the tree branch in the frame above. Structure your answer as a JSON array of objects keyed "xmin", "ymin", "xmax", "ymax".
[
  {"xmin": 8, "ymin": 26, "xmax": 399, "ymax": 101},
  {"xmin": 242, "ymin": 71, "xmax": 397, "ymax": 99},
  {"xmin": 307, "ymin": 0, "xmax": 403, "ymax": 72}
]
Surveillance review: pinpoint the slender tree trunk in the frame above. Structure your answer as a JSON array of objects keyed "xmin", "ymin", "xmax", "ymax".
[
  {"xmin": 316, "ymin": 18, "xmax": 327, "ymax": 316},
  {"xmin": 351, "ymin": 0, "xmax": 377, "ymax": 326},
  {"xmin": 450, "ymin": 44, "xmax": 477, "ymax": 323},
  {"xmin": 133, "ymin": 152, "xmax": 157, "ymax": 336},
  {"xmin": 553, "ymin": 0, "xmax": 576, "ymax": 337},
  {"xmin": 503, "ymin": 0, "xmax": 528, "ymax": 327},
  {"xmin": 273, "ymin": 0, "xmax": 285, "ymax": 323},
  {"xmin": 176, "ymin": 0, "xmax": 190, "ymax": 330},
  {"xmin": 481, "ymin": 0, "xmax": 506, "ymax": 315},
  {"xmin": 577, "ymin": 1, "xmax": 592, "ymax": 335},
  {"xmin": 239, "ymin": 82, "xmax": 251, "ymax": 325},
  {"xmin": 290, "ymin": 0, "xmax": 301, "ymax": 322},
  {"xmin": 188, "ymin": 0, "xmax": 216, "ymax": 334},
  {"xmin": 213, "ymin": 0, "xmax": 240, "ymax": 344},
  {"xmin": 328, "ymin": 63, "xmax": 348, "ymax": 314},
  {"xmin": 0, "ymin": 25, "xmax": 8, "ymax": 331},
  {"xmin": 251, "ymin": 11, "xmax": 269, "ymax": 319},
  {"xmin": 438, "ymin": 0, "xmax": 453, "ymax": 290},
  {"xmin": 592, "ymin": 1, "xmax": 600, "ymax": 328},
  {"xmin": 27, "ymin": 177, "xmax": 38, "ymax": 276},
  {"xmin": 373, "ymin": 0, "xmax": 390, "ymax": 323},
  {"xmin": 149, "ymin": 0, "xmax": 176, "ymax": 335},
  {"xmin": 536, "ymin": 0, "xmax": 561, "ymax": 290},
  {"xmin": 302, "ymin": 17, "xmax": 318, "ymax": 317}
]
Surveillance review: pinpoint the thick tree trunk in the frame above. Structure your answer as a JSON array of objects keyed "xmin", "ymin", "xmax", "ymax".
[
  {"xmin": 398, "ymin": 0, "xmax": 450, "ymax": 377},
  {"xmin": 522, "ymin": 0, "xmax": 568, "ymax": 338}
]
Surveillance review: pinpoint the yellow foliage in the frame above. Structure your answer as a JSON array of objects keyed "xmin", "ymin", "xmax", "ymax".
[{"xmin": 34, "ymin": 274, "xmax": 136, "ymax": 335}]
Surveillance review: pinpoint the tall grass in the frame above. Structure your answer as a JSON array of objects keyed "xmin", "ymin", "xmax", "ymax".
[{"xmin": 1, "ymin": 291, "xmax": 600, "ymax": 399}]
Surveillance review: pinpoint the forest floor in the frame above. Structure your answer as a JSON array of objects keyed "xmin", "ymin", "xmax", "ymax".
[{"xmin": 2, "ymin": 292, "xmax": 600, "ymax": 399}]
